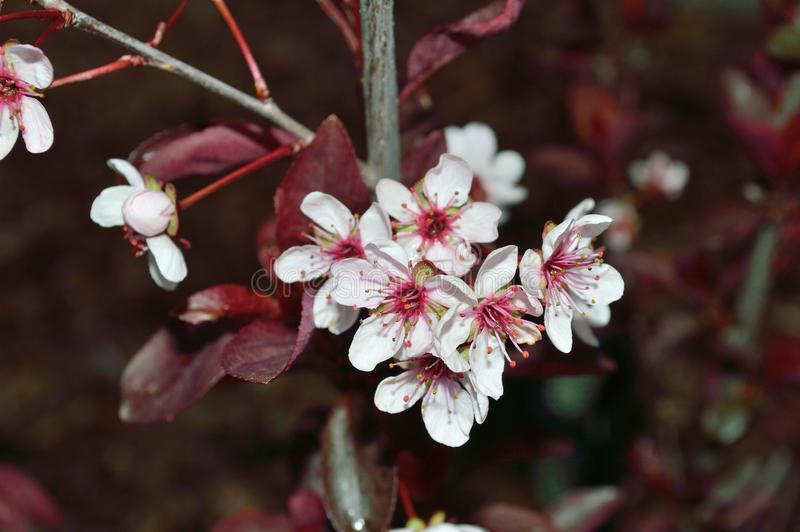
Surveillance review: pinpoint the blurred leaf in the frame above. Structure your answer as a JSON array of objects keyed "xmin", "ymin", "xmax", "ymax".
[
  {"xmin": 130, "ymin": 122, "xmax": 295, "ymax": 181},
  {"xmin": 529, "ymin": 146, "xmax": 599, "ymax": 186},
  {"xmin": 0, "ymin": 464, "xmax": 62, "ymax": 531},
  {"xmin": 320, "ymin": 400, "xmax": 397, "ymax": 532},
  {"xmin": 764, "ymin": 334, "xmax": 800, "ymax": 384},
  {"xmin": 474, "ymin": 502, "xmax": 554, "ymax": 532},
  {"xmin": 543, "ymin": 376, "xmax": 603, "ymax": 420},
  {"xmin": 568, "ymin": 83, "xmax": 636, "ymax": 159},
  {"xmin": 402, "ymin": 0, "xmax": 527, "ymax": 100},
  {"xmin": 289, "ymin": 488, "xmax": 328, "ymax": 532},
  {"xmin": 547, "ymin": 487, "xmax": 625, "ymax": 532},
  {"xmin": 119, "ymin": 327, "xmax": 235, "ymax": 423},
  {"xmin": 767, "ymin": 23, "xmax": 800, "ymax": 61},
  {"xmin": 222, "ymin": 290, "xmax": 315, "ymax": 384},
  {"xmin": 275, "ymin": 116, "xmax": 371, "ymax": 250},
  {"xmin": 210, "ymin": 508, "xmax": 291, "ymax": 532},
  {"xmin": 177, "ymin": 284, "xmax": 281, "ymax": 325},
  {"xmin": 401, "ymin": 129, "xmax": 447, "ymax": 186}
]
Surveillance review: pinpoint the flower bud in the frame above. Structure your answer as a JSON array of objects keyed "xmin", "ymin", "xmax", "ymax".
[{"xmin": 122, "ymin": 190, "xmax": 175, "ymax": 237}]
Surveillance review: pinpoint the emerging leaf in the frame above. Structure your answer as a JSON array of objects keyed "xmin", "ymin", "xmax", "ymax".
[
  {"xmin": 178, "ymin": 284, "xmax": 280, "ymax": 325},
  {"xmin": 0, "ymin": 464, "xmax": 62, "ymax": 530}
]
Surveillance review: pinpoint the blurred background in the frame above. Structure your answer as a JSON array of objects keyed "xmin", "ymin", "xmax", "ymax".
[{"xmin": 2, "ymin": 0, "xmax": 799, "ymax": 530}]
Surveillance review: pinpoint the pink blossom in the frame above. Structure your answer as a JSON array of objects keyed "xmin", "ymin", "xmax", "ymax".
[
  {"xmin": 436, "ymin": 245, "xmax": 542, "ymax": 399},
  {"xmin": 596, "ymin": 198, "xmax": 640, "ymax": 253},
  {"xmin": 0, "ymin": 41, "xmax": 54, "ymax": 159},
  {"xmin": 274, "ymin": 191, "xmax": 392, "ymax": 334},
  {"xmin": 376, "ymin": 154, "xmax": 502, "ymax": 276},
  {"xmin": 520, "ymin": 199, "xmax": 624, "ymax": 353},
  {"xmin": 629, "ymin": 151, "xmax": 689, "ymax": 199}
]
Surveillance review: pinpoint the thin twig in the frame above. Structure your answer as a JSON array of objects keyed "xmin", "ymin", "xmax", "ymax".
[
  {"xmin": 0, "ymin": 8, "xmax": 62, "ymax": 24},
  {"xmin": 211, "ymin": 0, "xmax": 269, "ymax": 100},
  {"xmin": 33, "ymin": 0, "xmax": 314, "ymax": 141},
  {"xmin": 51, "ymin": 56, "xmax": 143, "ymax": 88},
  {"xmin": 316, "ymin": 0, "xmax": 360, "ymax": 57},
  {"xmin": 360, "ymin": 0, "xmax": 401, "ymax": 185},
  {"xmin": 179, "ymin": 143, "xmax": 297, "ymax": 210}
]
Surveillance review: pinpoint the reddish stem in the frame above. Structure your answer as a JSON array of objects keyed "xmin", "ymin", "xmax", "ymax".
[
  {"xmin": 316, "ymin": 0, "xmax": 360, "ymax": 57},
  {"xmin": 148, "ymin": 0, "xmax": 189, "ymax": 46},
  {"xmin": 33, "ymin": 16, "xmax": 64, "ymax": 46},
  {"xmin": 0, "ymin": 9, "xmax": 63, "ymax": 24},
  {"xmin": 397, "ymin": 481, "xmax": 417, "ymax": 519},
  {"xmin": 179, "ymin": 144, "xmax": 296, "ymax": 210},
  {"xmin": 211, "ymin": 0, "xmax": 269, "ymax": 101},
  {"xmin": 51, "ymin": 56, "xmax": 142, "ymax": 88}
]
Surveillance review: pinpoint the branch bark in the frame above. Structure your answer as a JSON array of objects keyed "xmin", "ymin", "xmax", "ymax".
[
  {"xmin": 360, "ymin": 0, "xmax": 401, "ymax": 185},
  {"xmin": 33, "ymin": 0, "xmax": 313, "ymax": 141}
]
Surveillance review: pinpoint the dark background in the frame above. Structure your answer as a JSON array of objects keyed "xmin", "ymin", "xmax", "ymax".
[{"xmin": 0, "ymin": 0, "xmax": 780, "ymax": 530}]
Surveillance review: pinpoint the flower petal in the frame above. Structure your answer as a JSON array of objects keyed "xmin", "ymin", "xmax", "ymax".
[
  {"xmin": 301, "ymin": 191, "xmax": 355, "ymax": 238},
  {"xmin": 400, "ymin": 318, "xmax": 435, "ymax": 359},
  {"xmin": 364, "ymin": 240, "xmax": 410, "ymax": 280},
  {"xmin": 592, "ymin": 264, "xmax": 624, "ymax": 305},
  {"xmin": 436, "ymin": 305, "xmax": 473, "ymax": 372},
  {"xmin": 274, "ymin": 245, "xmax": 331, "ymax": 283},
  {"xmin": 470, "ymin": 331, "xmax": 504, "ymax": 399},
  {"xmin": 376, "ymin": 179, "xmax": 419, "ymax": 223},
  {"xmin": 147, "ymin": 254, "xmax": 179, "ymax": 291},
  {"xmin": 542, "ymin": 219, "xmax": 572, "ymax": 258},
  {"xmin": 5, "ymin": 43, "xmax": 53, "ymax": 88},
  {"xmin": 564, "ymin": 198, "xmax": 596, "ymax": 222},
  {"xmin": 348, "ymin": 314, "xmax": 403, "ymax": 371},
  {"xmin": 423, "ymin": 154, "xmax": 473, "ymax": 209},
  {"xmin": 358, "ymin": 203, "xmax": 392, "ymax": 244},
  {"xmin": 19, "ymin": 97, "xmax": 53, "ymax": 154},
  {"xmin": 0, "ymin": 106, "xmax": 20, "ymax": 160},
  {"xmin": 421, "ymin": 379, "xmax": 473, "ymax": 447},
  {"xmin": 426, "ymin": 274, "xmax": 477, "ymax": 307},
  {"xmin": 584, "ymin": 303, "xmax": 611, "ymax": 327},
  {"xmin": 575, "ymin": 214, "xmax": 613, "ymax": 240},
  {"xmin": 488, "ymin": 149, "xmax": 526, "ymax": 182},
  {"xmin": 462, "ymin": 378, "xmax": 489, "ymax": 425},
  {"xmin": 453, "ymin": 202, "xmax": 501, "ymax": 243},
  {"xmin": 545, "ymin": 302, "xmax": 573, "ymax": 353},
  {"xmin": 90, "ymin": 185, "xmax": 137, "ymax": 227},
  {"xmin": 146, "ymin": 234, "xmax": 187, "ymax": 284},
  {"xmin": 572, "ymin": 317, "xmax": 599, "ymax": 347},
  {"xmin": 329, "ymin": 257, "xmax": 388, "ymax": 308},
  {"xmin": 519, "ymin": 249, "xmax": 545, "ymax": 296},
  {"xmin": 514, "ymin": 318, "xmax": 543, "ymax": 345},
  {"xmin": 475, "ymin": 245, "xmax": 518, "ymax": 298},
  {"xmin": 426, "ymin": 240, "xmax": 475, "ymax": 276},
  {"xmin": 445, "ymin": 122, "xmax": 497, "ymax": 172},
  {"xmin": 108, "ymin": 159, "xmax": 145, "ymax": 188},
  {"xmin": 374, "ymin": 370, "xmax": 426, "ymax": 413},
  {"xmin": 313, "ymin": 278, "xmax": 359, "ymax": 334}
]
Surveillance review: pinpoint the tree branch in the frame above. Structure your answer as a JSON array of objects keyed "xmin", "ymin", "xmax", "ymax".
[
  {"xmin": 33, "ymin": 0, "xmax": 313, "ymax": 142},
  {"xmin": 360, "ymin": 0, "xmax": 401, "ymax": 185}
]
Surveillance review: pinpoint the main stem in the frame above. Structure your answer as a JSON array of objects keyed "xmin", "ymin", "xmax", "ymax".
[
  {"xmin": 360, "ymin": 0, "xmax": 401, "ymax": 186},
  {"xmin": 33, "ymin": 0, "xmax": 313, "ymax": 142}
]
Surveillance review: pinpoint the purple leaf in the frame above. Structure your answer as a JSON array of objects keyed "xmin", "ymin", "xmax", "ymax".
[
  {"xmin": 119, "ymin": 327, "xmax": 235, "ymax": 423},
  {"xmin": 222, "ymin": 290, "xmax": 315, "ymax": 384},
  {"xmin": 130, "ymin": 122, "xmax": 295, "ymax": 181},
  {"xmin": 547, "ymin": 487, "xmax": 625, "ymax": 532},
  {"xmin": 210, "ymin": 508, "xmax": 291, "ymax": 532},
  {"xmin": 0, "ymin": 463, "xmax": 62, "ymax": 530},
  {"xmin": 275, "ymin": 116, "xmax": 371, "ymax": 250},
  {"xmin": 401, "ymin": 129, "xmax": 447, "ymax": 186},
  {"xmin": 320, "ymin": 399, "xmax": 398, "ymax": 532},
  {"xmin": 529, "ymin": 146, "xmax": 599, "ymax": 186},
  {"xmin": 401, "ymin": 0, "xmax": 527, "ymax": 101},
  {"xmin": 177, "ymin": 284, "xmax": 281, "ymax": 325},
  {"xmin": 289, "ymin": 488, "xmax": 327, "ymax": 532}
]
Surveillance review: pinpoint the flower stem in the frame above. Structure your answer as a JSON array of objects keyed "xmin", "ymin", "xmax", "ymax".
[
  {"xmin": 51, "ymin": 56, "xmax": 143, "ymax": 88},
  {"xmin": 179, "ymin": 144, "xmax": 297, "ymax": 210},
  {"xmin": 360, "ymin": 0, "xmax": 401, "ymax": 186},
  {"xmin": 397, "ymin": 480, "xmax": 417, "ymax": 519},
  {"xmin": 0, "ymin": 8, "xmax": 62, "ymax": 24},
  {"xmin": 32, "ymin": 0, "xmax": 314, "ymax": 141},
  {"xmin": 211, "ymin": 0, "xmax": 269, "ymax": 101}
]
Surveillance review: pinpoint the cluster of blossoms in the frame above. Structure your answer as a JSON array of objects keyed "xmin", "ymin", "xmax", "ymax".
[{"xmin": 275, "ymin": 155, "xmax": 624, "ymax": 447}]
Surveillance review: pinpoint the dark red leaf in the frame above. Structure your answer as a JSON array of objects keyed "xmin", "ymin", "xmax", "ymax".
[
  {"xmin": 289, "ymin": 488, "xmax": 327, "ymax": 532},
  {"xmin": 0, "ymin": 464, "xmax": 62, "ymax": 530},
  {"xmin": 628, "ymin": 438, "xmax": 676, "ymax": 495},
  {"xmin": 568, "ymin": 83, "xmax": 636, "ymax": 160},
  {"xmin": 119, "ymin": 327, "xmax": 235, "ymax": 423},
  {"xmin": 528, "ymin": 145, "xmax": 600, "ymax": 186},
  {"xmin": 275, "ymin": 116, "xmax": 371, "ymax": 250},
  {"xmin": 396, "ymin": 449, "xmax": 450, "ymax": 501},
  {"xmin": 474, "ymin": 503, "xmax": 554, "ymax": 532},
  {"xmin": 401, "ymin": 129, "xmax": 447, "ymax": 186},
  {"xmin": 508, "ymin": 350, "xmax": 617, "ymax": 378},
  {"xmin": 320, "ymin": 399, "xmax": 398, "ymax": 532},
  {"xmin": 130, "ymin": 122, "xmax": 295, "ymax": 181},
  {"xmin": 222, "ymin": 290, "xmax": 315, "ymax": 384},
  {"xmin": 402, "ymin": 0, "xmax": 527, "ymax": 101},
  {"xmin": 764, "ymin": 335, "xmax": 800, "ymax": 384},
  {"xmin": 177, "ymin": 284, "xmax": 281, "ymax": 325},
  {"xmin": 546, "ymin": 487, "xmax": 625, "ymax": 532},
  {"xmin": 210, "ymin": 508, "xmax": 291, "ymax": 532}
]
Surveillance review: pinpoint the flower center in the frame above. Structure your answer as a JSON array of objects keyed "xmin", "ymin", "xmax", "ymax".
[
  {"xmin": 385, "ymin": 280, "xmax": 427, "ymax": 321},
  {"xmin": 0, "ymin": 77, "xmax": 20, "ymax": 101},
  {"xmin": 467, "ymin": 290, "xmax": 532, "ymax": 366},
  {"xmin": 543, "ymin": 224, "xmax": 605, "ymax": 312},
  {"xmin": 326, "ymin": 236, "xmax": 364, "ymax": 261},
  {"xmin": 392, "ymin": 353, "xmax": 463, "ymax": 404},
  {"xmin": 417, "ymin": 207, "xmax": 452, "ymax": 242}
]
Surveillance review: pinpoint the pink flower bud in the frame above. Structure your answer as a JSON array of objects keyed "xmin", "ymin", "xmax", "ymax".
[{"xmin": 122, "ymin": 190, "xmax": 175, "ymax": 237}]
